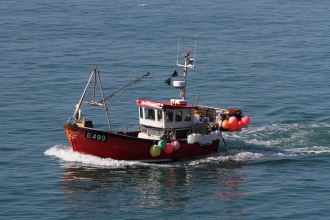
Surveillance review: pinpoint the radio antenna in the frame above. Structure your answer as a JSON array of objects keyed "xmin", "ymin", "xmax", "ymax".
[
  {"xmin": 176, "ymin": 36, "xmax": 180, "ymax": 65},
  {"xmin": 194, "ymin": 35, "xmax": 197, "ymax": 63}
]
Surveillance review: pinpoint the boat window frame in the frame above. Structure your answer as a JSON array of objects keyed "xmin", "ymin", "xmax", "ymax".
[
  {"xmin": 183, "ymin": 109, "xmax": 192, "ymax": 121},
  {"xmin": 157, "ymin": 110, "xmax": 163, "ymax": 122},
  {"xmin": 165, "ymin": 109, "xmax": 174, "ymax": 122},
  {"xmin": 175, "ymin": 110, "xmax": 183, "ymax": 122},
  {"xmin": 140, "ymin": 107, "xmax": 143, "ymax": 119},
  {"xmin": 144, "ymin": 107, "xmax": 155, "ymax": 121}
]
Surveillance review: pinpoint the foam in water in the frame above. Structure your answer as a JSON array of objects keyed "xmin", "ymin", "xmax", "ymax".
[
  {"xmin": 44, "ymin": 145, "xmax": 143, "ymax": 167},
  {"xmin": 45, "ymin": 120, "xmax": 330, "ymax": 168},
  {"xmin": 44, "ymin": 142, "xmax": 330, "ymax": 168}
]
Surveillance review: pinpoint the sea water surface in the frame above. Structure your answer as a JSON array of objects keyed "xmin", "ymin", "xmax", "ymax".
[{"xmin": 1, "ymin": 0, "xmax": 330, "ymax": 219}]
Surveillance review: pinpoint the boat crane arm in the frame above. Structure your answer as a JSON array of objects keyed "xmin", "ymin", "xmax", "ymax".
[
  {"xmin": 68, "ymin": 67, "xmax": 98, "ymax": 123},
  {"xmin": 98, "ymin": 71, "xmax": 150, "ymax": 103},
  {"xmin": 68, "ymin": 69, "xmax": 149, "ymax": 125}
]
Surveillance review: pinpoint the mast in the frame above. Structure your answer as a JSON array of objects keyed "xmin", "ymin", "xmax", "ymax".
[
  {"xmin": 176, "ymin": 50, "xmax": 197, "ymax": 100},
  {"xmin": 182, "ymin": 51, "xmax": 190, "ymax": 100}
]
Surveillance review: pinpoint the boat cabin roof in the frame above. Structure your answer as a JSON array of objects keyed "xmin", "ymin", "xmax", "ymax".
[{"xmin": 136, "ymin": 99, "xmax": 197, "ymax": 110}]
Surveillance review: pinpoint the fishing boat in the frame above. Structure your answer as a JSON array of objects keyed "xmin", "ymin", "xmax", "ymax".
[{"xmin": 63, "ymin": 49, "xmax": 250, "ymax": 162}]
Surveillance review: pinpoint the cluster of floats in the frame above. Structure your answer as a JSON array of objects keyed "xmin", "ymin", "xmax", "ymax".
[
  {"xmin": 148, "ymin": 106, "xmax": 250, "ymax": 157},
  {"xmin": 63, "ymin": 47, "xmax": 250, "ymax": 162}
]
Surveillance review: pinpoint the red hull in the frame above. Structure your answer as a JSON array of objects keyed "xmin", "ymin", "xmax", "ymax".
[{"xmin": 63, "ymin": 124, "xmax": 220, "ymax": 162}]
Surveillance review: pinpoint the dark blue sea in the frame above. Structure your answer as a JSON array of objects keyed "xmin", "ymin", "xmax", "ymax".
[{"xmin": 1, "ymin": 0, "xmax": 330, "ymax": 219}]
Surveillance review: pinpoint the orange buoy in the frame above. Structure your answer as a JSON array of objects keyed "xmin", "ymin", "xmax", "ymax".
[{"xmin": 222, "ymin": 120, "xmax": 229, "ymax": 129}]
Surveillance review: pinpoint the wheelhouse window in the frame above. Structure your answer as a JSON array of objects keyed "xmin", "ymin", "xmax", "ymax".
[
  {"xmin": 140, "ymin": 107, "xmax": 143, "ymax": 118},
  {"xmin": 144, "ymin": 108, "xmax": 155, "ymax": 120},
  {"xmin": 175, "ymin": 110, "xmax": 182, "ymax": 122},
  {"xmin": 157, "ymin": 110, "xmax": 163, "ymax": 122},
  {"xmin": 184, "ymin": 109, "xmax": 192, "ymax": 121},
  {"xmin": 165, "ymin": 110, "xmax": 173, "ymax": 122}
]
